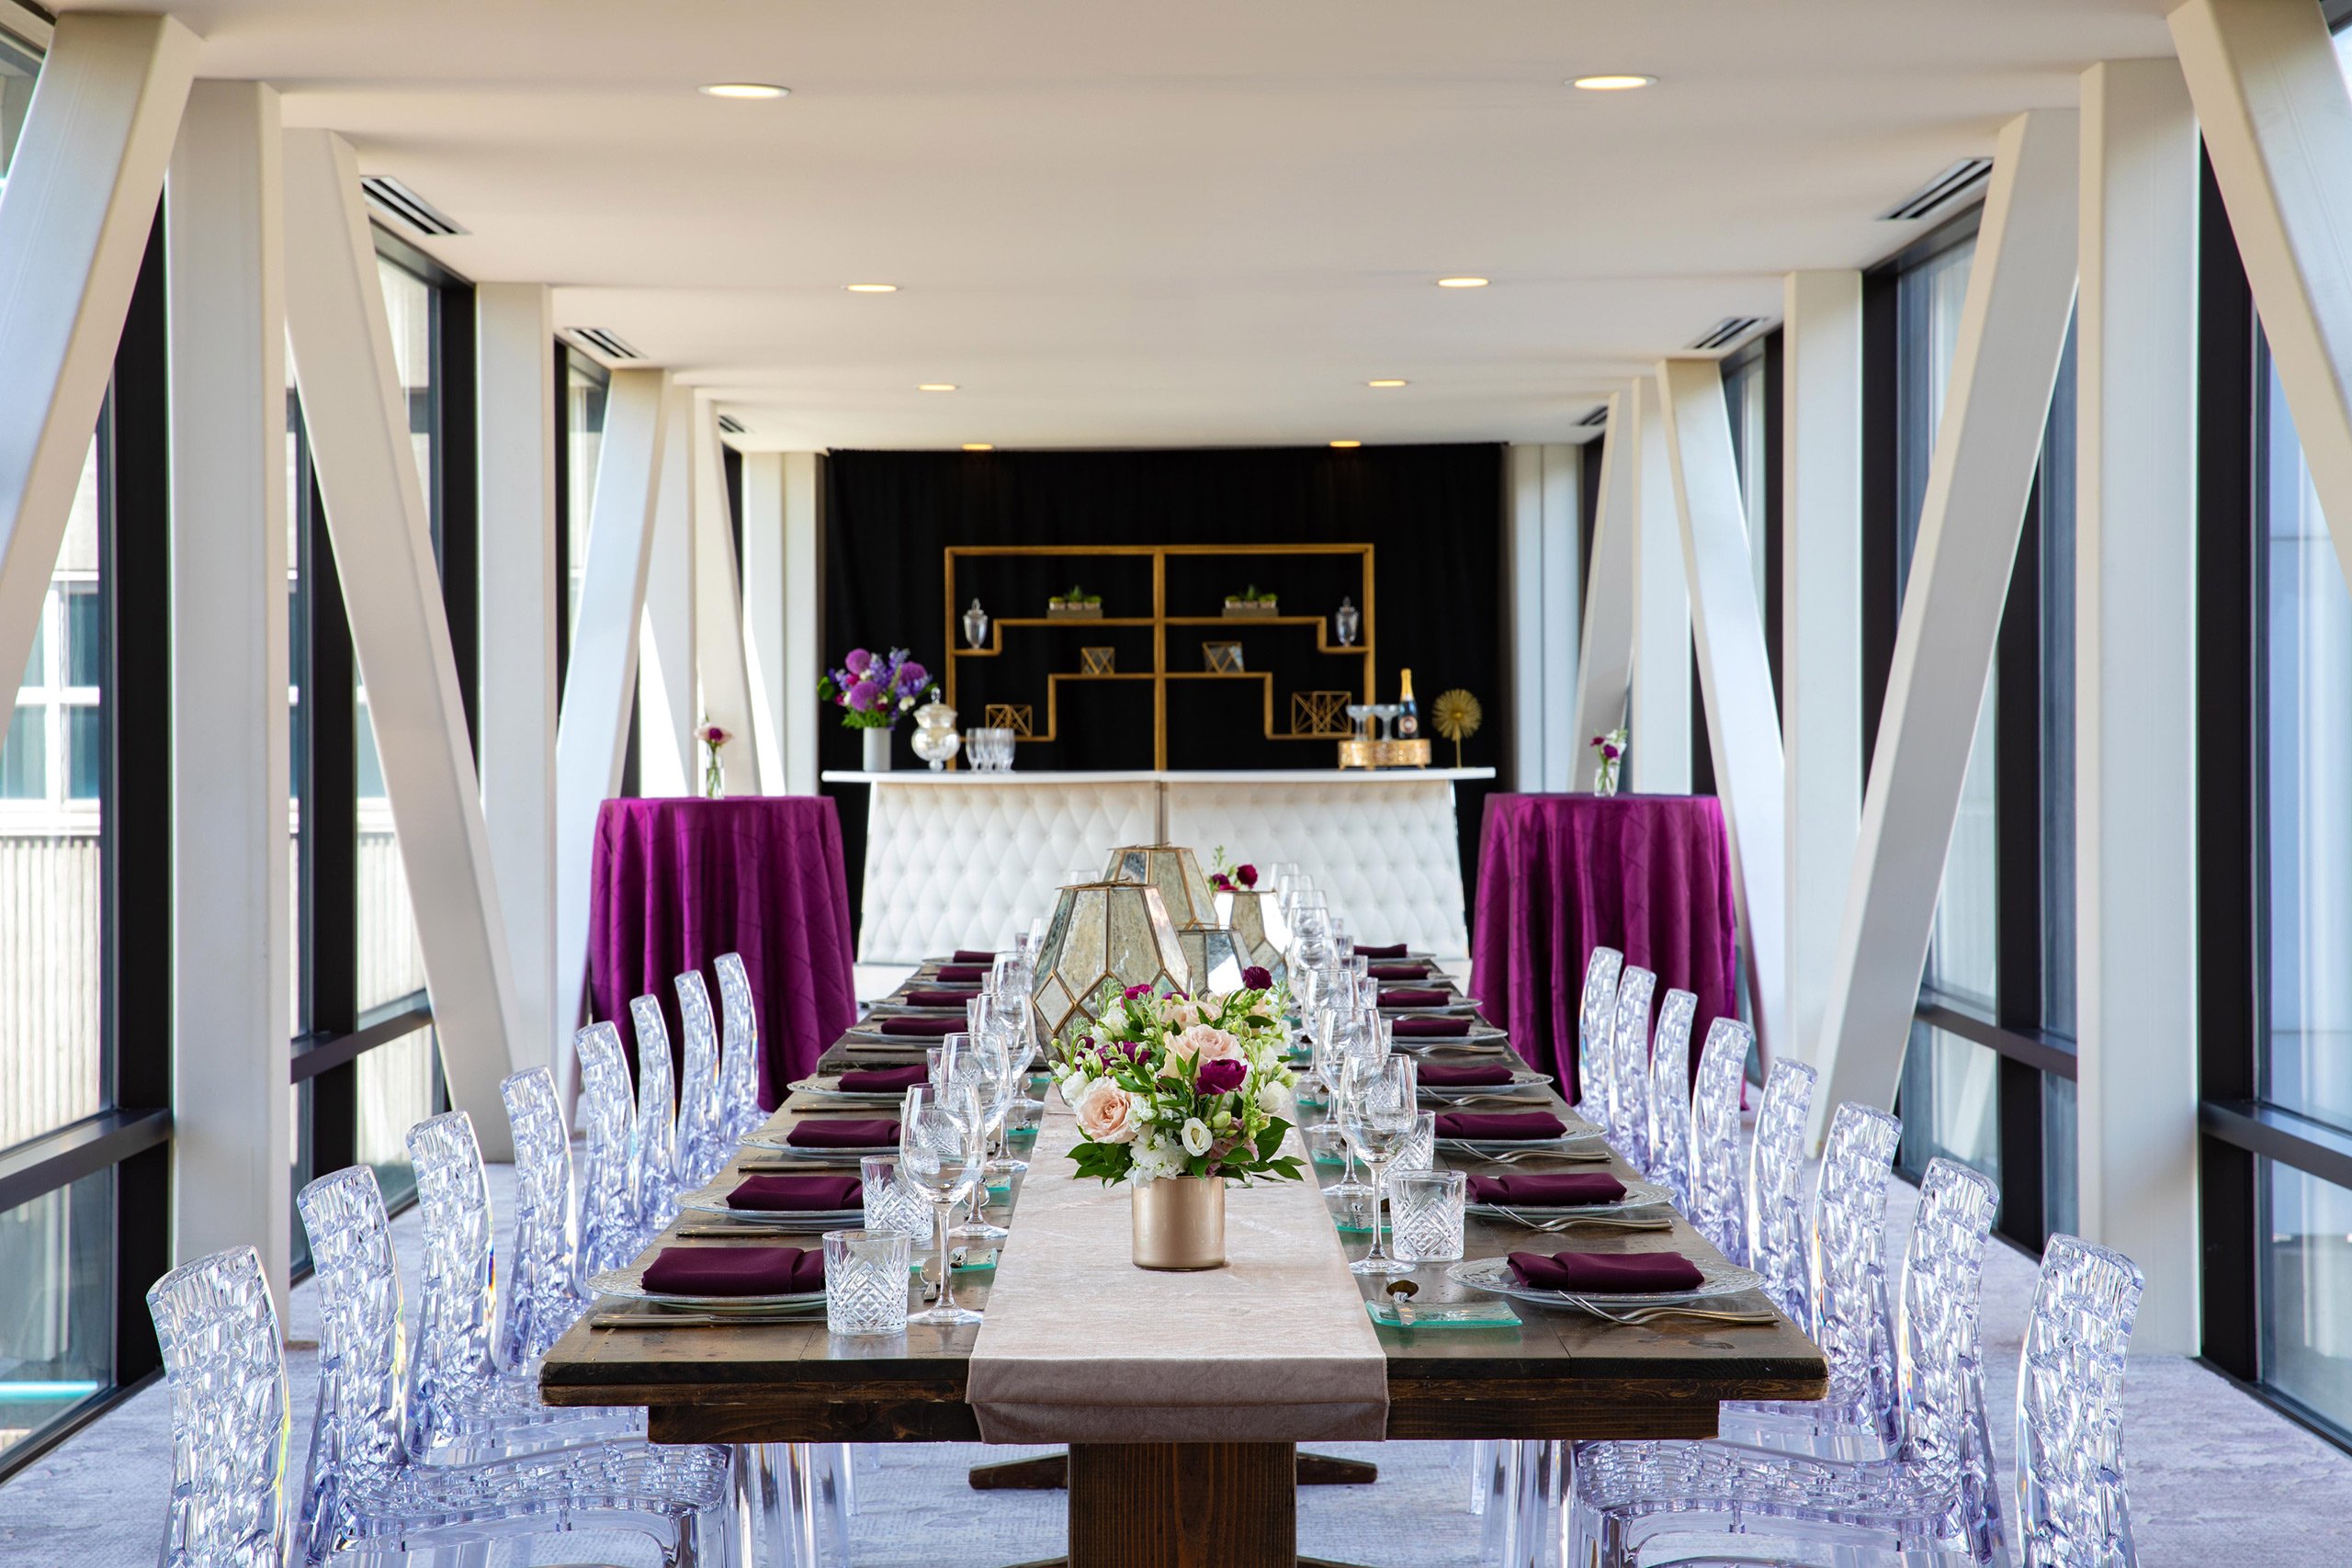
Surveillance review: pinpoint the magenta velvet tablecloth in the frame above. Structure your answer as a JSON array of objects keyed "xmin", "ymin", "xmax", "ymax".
[
  {"xmin": 589, "ymin": 796, "xmax": 858, "ymax": 1107},
  {"xmin": 1468, "ymin": 793, "xmax": 1740, "ymax": 1110}
]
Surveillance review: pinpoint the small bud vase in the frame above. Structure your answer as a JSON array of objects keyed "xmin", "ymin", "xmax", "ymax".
[{"xmin": 1130, "ymin": 1176, "xmax": 1227, "ymax": 1270}]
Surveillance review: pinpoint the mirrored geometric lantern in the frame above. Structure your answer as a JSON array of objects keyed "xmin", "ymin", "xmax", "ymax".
[
  {"xmin": 1214, "ymin": 888, "xmax": 1287, "ymax": 988},
  {"xmin": 1102, "ymin": 843, "xmax": 1220, "ymax": 931},
  {"xmin": 1178, "ymin": 924, "xmax": 1247, "ymax": 996},
  {"xmin": 1030, "ymin": 881, "xmax": 1189, "ymax": 1043}
]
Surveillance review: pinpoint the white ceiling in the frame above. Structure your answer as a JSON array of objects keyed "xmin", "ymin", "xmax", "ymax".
[{"xmin": 80, "ymin": 0, "xmax": 2175, "ymax": 449}]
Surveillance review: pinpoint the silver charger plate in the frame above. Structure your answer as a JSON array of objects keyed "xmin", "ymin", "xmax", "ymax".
[
  {"xmin": 1416, "ymin": 1067, "xmax": 1554, "ymax": 1102},
  {"xmin": 1464, "ymin": 1176, "xmax": 1673, "ymax": 1221},
  {"xmin": 1437, "ymin": 1128, "xmax": 1606, "ymax": 1157},
  {"xmin": 1378, "ymin": 993, "xmax": 1481, "ymax": 1015},
  {"xmin": 1445, "ymin": 1252, "xmax": 1765, "ymax": 1313},
  {"xmin": 742, "ymin": 1130, "xmax": 899, "ymax": 1162},
  {"xmin": 1386, "ymin": 1023, "xmax": 1512, "ymax": 1053},
  {"xmin": 676, "ymin": 1179, "xmax": 865, "ymax": 1226},
  {"xmin": 589, "ymin": 1262, "xmax": 829, "ymax": 1315},
  {"xmin": 788, "ymin": 1074, "xmax": 911, "ymax": 1105}
]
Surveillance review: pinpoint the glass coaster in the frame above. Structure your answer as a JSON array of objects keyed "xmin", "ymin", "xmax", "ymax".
[{"xmin": 1365, "ymin": 1299, "xmax": 1521, "ymax": 1329}]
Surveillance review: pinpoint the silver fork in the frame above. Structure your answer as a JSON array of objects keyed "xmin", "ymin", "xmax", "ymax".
[
  {"xmin": 1491, "ymin": 1209, "xmax": 1674, "ymax": 1233},
  {"xmin": 1462, "ymin": 1145, "xmax": 1612, "ymax": 1165},
  {"xmin": 1565, "ymin": 1298, "xmax": 1781, "ymax": 1326}
]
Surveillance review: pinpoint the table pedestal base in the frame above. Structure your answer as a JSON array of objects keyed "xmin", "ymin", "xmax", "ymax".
[
  {"xmin": 971, "ymin": 1450, "xmax": 1378, "ymax": 1491},
  {"xmin": 1000, "ymin": 1441, "xmax": 1308, "ymax": 1568}
]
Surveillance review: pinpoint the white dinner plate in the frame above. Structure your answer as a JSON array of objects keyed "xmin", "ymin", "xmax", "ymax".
[
  {"xmin": 1464, "ymin": 1176, "xmax": 1673, "ymax": 1222},
  {"xmin": 589, "ymin": 1262, "xmax": 829, "ymax": 1315},
  {"xmin": 1444, "ymin": 1253, "xmax": 1765, "ymax": 1313}
]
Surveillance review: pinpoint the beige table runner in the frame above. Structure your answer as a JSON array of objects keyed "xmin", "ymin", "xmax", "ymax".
[{"xmin": 967, "ymin": 1097, "xmax": 1389, "ymax": 1443}]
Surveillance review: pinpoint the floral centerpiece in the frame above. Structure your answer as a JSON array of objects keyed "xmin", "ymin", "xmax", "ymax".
[
  {"xmin": 820, "ymin": 648, "xmax": 935, "ymax": 771},
  {"xmin": 697, "ymin": 719, "xmax": 731, "ymax": 798},
  {"xmin": 1206, "ymin": 846, "xmax": 1258, "ymax": 895},
  {"xmin": 1590, "ymin": 727, "xmax": 1627, "ymax": 796}
]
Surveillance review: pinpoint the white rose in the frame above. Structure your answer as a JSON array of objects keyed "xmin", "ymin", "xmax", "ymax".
[
  {"xmin": 1072, "ymin": 1078, "xmax": 1141, "ymax": 1145},
  {"xmin": 1182, "ymin": 1117, "xmax": 1213, "ymax": 1156}
]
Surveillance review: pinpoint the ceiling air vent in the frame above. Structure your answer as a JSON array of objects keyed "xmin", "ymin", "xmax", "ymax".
[
  {"xmin": 360, "ymin": 175, "xmax": 467, "ymax": 238},
  {"xmin": 1689, "ymin": 316, "xmax": 1766, "ymax": 353},
  {"xmin": 716, "ymin": 413, "xmax": 747, "ymax": 435},
  {"xmin": 565, "ymin": 327, "xmax": 641, "ymax": 361},
  {"xmin": 1577, "ymin": 405, "xmax": 1611, "ymax": 429},
  {"xmin": 1880, "ymin": 157, "xmax": 1993, "ymax": 221}
]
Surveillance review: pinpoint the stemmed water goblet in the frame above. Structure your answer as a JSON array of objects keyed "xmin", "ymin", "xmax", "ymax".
[
  {"xmin": 1340, "ymin": 1055, "xmax": 1419, "ymax": 1276},
  {"xmin": 941, "ymin": 1025, "xmax": 1012, "ymax": 1243},
  {"xmin": 899, "ymin": 1083, "xmax": 985, "ymax": 1325},
  {"xmin": 1319, "ymin": 1010, "xmax": 1378, "ymax": 1214}
]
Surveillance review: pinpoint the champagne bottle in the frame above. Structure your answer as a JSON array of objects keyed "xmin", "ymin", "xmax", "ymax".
[{"xmin": 1396, "ymin": 668, "xmax": 1420, "ymax": 739}]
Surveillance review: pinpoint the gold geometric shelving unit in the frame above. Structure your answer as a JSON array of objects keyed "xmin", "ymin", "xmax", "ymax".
[{"xmin": 944, "ymin": 542, "xmax": 1374, "ymax": 770}]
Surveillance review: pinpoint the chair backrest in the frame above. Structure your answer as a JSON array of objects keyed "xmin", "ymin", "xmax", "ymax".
[
  {"xmin": 1808, "ymin": 1102, "xmax": 1902, "ymax": 1429},
  {"xmin": 1575, "ymin": 946, "xmax": 1624, "ymax": 1122},
  {"xmin": 1747, "ymin": 1057, "xmax": 1820, "ymax": 1323},
  {"xmin": 499, "ymin": 1066, "xmax": 588, "ymax": 1364},
  {"xmin": 713, "ymin": 952, "xmax": 765, "ymax": 1139},
  {"xmin": 674, "ymin": 969, "xmax": 727, "ymax": 1184},
  {"xmin": 628, "ymin": 994, "xmax": 682, "ymax": 1226},
  {"xmin": 1606, "ymin": 965, "xmax": 1657, "ymax": 1162},
  {"xmin": 403, "ymin": 1111, "xmax": 498, "ymax": 1452},
  {"xmin": 150, "ymin": 1246, "xmax": 291, "ymax": 1568},
  {"xmin": 1645, "ymin": 987, "xmax": 1698, "ymax": 1202},
  {"xmin": 574, "ymin": 1021, "xmax": 639, "ymax": 1278},
  {"xmin": 294, "ymin": 1166, "xmax": 408, "ymax": 1565},
  {"xmin": 2017, "ymin": 1236, "xmax": 2143, "ymax": 1568},
  {"xmin": 1687, "ymin": 1017, "xmax": 1753, "ymax": 1262},
  {"xmin": 1895, "ymin": 1158, "xmax": 2002, "ymax": 1559}
]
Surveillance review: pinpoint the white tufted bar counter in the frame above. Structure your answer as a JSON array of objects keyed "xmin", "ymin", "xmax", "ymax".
[{"xmin": 824, "ymin": 769, "xmax": 1494, "ymax": 964}]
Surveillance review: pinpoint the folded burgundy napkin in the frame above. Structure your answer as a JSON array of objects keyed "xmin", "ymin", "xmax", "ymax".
[
  {"xmin": 838, "ymin": 1065, "xmax": 927, "ymax": 1093},
  {"xmin": 878, "ymin": 1015, "xmax": 962, "ymax": 1037},
  {"xmin": 1369, "ymin": 962, "xmax": 1432, "ymax": 980},
  {"xmin": 1355, "ymin": 942, "xmax": 1409, "ymax": 959},
  {"xmin": 786, "ymin": 1117, "xmax": 900, "ymax": 1149},
  {"xmin": 951, "ymin": 949, "xmax": 999, "ymax": 964},
  {"xmin": 902, "ymin": 988, "xmax": 978, "ymax": 1010},
  {"xmin": 934, "ymin": 964, "xmax": 989, "ymax": 984},
  {"xmin": 1467, "ymin": 1172, "xmax": 1626, "ymax": 1206},
  {"xmin": 643, "ymin": 1245, "xmax": 826, "ymax": 1295},
  {"xmin": 1382, "ymin": 987, "xmax": 1453, "ymax": 1009},
  {"xmin": 1415, "ymin": 1061, "xmax": 1516, "ymax": 1088},
  {"xmin": 1391, "ymin": 1015, "xmax": 1474, "ymax": 1038},
  {"xmin": 1436, "ymin": 1110, "xmax": 1567, "ymax": 1141},
  {"xmin": 1506, "ymin": 1249, "xmax": 1702, "ymax": 1293},
  {"xmin": 726, "ymin": 1174, "xmax": 865, "ymax": 1212}
]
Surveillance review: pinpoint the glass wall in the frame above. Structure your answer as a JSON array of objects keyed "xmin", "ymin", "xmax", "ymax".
[
  {"xmin": 563, "ymin": 350, "xmax": 607, "ymax": 647},
  {"xmin": 0, "ymin": 28, "xmax": 34, "ymax": 187}
]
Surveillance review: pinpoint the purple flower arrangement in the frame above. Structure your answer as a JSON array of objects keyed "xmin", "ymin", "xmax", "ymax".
[{"xmin": 818, "ymin": 647, "xmax": 935, "ymax": 730}]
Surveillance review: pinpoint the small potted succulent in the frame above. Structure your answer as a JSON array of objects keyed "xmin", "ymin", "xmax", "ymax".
[
  {"xmin": 1223, "ymin": 582, "xmax": 1279, "ymax": 617},
  {"xmin": 1047, "ymin": 584, "xmax": 1104, "ymax": 620}
]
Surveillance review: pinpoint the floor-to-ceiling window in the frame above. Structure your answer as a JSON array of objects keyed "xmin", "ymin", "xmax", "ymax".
[
  {"xmin": 552, "ymin": 343, "xmax": 608, "ymax": 691},
  {"xmin": 1866, "ymin": 207, "xmax": 2079, "ymax": 1252}
]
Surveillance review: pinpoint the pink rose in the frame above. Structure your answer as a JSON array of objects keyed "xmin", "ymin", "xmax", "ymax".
[
  {"xmin": 1071, "ymin": 1078, "xmax": 1140, "ymax": 1145},
  {"xmin": 1159, "ymin": 995, "xmax": 1202, "ymax": 1029},
  {"xmin": 1166, "ymin": 1023, "xmax": 1244, "ymax": 1068}
]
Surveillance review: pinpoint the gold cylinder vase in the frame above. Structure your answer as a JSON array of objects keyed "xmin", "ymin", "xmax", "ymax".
[{"xmin": 1130, "ymin": 1176, "xmax": 1227, "ymax": 1270}]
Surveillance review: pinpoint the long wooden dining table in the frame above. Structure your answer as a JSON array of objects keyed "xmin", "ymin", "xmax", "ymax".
[{"xmin": 539, "ymin": 973, "xmax": 1827, "ymax": 1568}]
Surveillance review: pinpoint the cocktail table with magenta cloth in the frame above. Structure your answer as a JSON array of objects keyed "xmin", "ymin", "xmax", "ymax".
[
  {"xmin": 1469, "ymin": 792, "xmax": 1739, "ymax": 1108},
  {"xmin": 588, "ymin": 795, "xmax": 858, "ymax": 1105}
]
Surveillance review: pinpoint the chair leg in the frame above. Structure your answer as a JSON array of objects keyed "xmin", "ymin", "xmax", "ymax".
[
  {"xmin": 775, "ymin": 1442, "xmax": 821, "ymax": 1567},
  {"xmin": 736, "ymin": 1442, "xmax": 786, "ymax": 1567},
  {"xmin": 808, "ymin": 1443, "xmax": 853, "ymax": 1562}
]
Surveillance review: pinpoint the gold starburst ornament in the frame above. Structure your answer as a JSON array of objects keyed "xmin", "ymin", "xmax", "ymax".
[{"xmin": 1432, "ymin": 688, "xmax": 1483, "ymax": 766}]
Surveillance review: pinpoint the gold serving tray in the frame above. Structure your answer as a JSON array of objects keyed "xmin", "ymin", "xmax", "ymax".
[{"xmin": 1339, "ymin": 737, "xmax": 1432, "ymax": 770}]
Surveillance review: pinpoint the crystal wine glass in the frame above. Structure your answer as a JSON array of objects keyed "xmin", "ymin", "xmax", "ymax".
[
  {"xmin": 1320, "ymin": 1011, "xmax": 1378, "ymax": 1214},
  {"xmin": 942, "ymin": 1029, "xmax": 1011, "ymax": 1243},
  {"xmin": 1340, "ymin": 1055, "xmax": 1419, "ymax": 1275},
  {"xmin": 899, "ymin": 1084, "xmax": 984, "ymax": 1325}
]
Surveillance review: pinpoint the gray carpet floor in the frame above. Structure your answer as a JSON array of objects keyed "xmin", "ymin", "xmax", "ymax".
[{"xmin": 0, "ymin": 1168, "xmax": 2345, "ymax": 1565}]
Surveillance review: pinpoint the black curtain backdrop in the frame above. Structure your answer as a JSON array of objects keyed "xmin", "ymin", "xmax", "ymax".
[{"xmin": 820, "ymin": 443, "xmax": 1510, "ymax": 947}]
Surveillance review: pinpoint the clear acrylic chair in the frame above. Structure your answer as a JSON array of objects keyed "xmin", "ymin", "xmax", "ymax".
[
  {"xmin": 2017, "ymin": 1236, "xmax": 2143, "ymax": 1568},
  {"xmin": 629, "ymin": 993, "xmax": 685, "ymax": 1246},
  {"xmin": 1605, "ymin": 964, "xmax": 1657, "ymax": 1166},
  {"xmin": 1575, "ymin": 945, "xmax": 1624, "ymax": 1124},
  {"xmin": 1718, "ymin": 1101, "xmax": 1903, "ymax": 1461},
  {"xmin": 294, "ymin": 1165, "xmax": 740, "ymax": 1567},
  {"xmin": 714, "ymin": 950, "xmax": 770, "ymax": 1141},
  {"xmin": 150, "ymin": 1246, "xmax": 292, "ymax": 1568},
  {"xmin": 1645, "ymin": 987, "xmax": 1698, "ymax": 1205},
  {"xmin": 1564, "ymin": 1158, "xmax": 2003, "ymax": 1568},
  {"xmin": 499, "ymin": 1066, "xmax": 594, "ymax": 1366},
  {"xmin": 1745, "ymin": 1057, "xmax": 1820, "ymax": 1325},
  {"xmin": 575, "ymin": 1020, "xmax": 641, "ymax": 1279},
  {"xmin": 1687, "ymin": 1017, "xmax": 1754, "ymax": 1264},
  {"xmin": 675, "ymin": 968, "xmax": 729, "ymax": 1186}
]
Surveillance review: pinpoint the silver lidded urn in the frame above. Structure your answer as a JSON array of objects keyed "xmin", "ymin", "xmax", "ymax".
[
  {"xmin": 911, "ymin": 700, "xmax": 960, "ymax": 770},
  {"xmin": 1334, "ymin": 595, "xmax": 1360, "ymax": 647},
  {"xmin": 963, "ymin": 598, "xmax": 990, "ymax": 649}
]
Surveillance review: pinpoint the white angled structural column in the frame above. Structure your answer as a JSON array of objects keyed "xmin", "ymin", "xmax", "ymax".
[
  {"xmin": 690, "ymin": 399, "xmax": 756, "ymax": 793},
  {"xmin": 740, "ymin": 451, "xmax": 787, "ymax": 794},
  {"xmin": 2076, "ymin": 58, "xmax": 2201, "ymax": 1354},
  {"xmin": 166, "ymin": 80, "xmax": 290, "ymax": 1302},
  {"xmin": 1507, "ymin": 443, "xmax": 1582, "ymax": 791},
  {"xmin": 638, "ymin": 385, "xmax": 696, "ymax": 796},
  {"xmin": 475, "ymin": 282, "xmax": 560, "ymax": 1077},
  {"xmin": 1658, "ymin": 357, "xmax": 1790, "ymax": 1066},
  {"xmin": 1628, "ymin": 375, "xmax": 1691, "ymax": 792},
  {"xmin": 554, "ymin": 367, "xmax": 671, "ymax": 1077},
  {"xmin": 1569, "ymin": 393, "xmax": 1634, "ymax": 788},
  {"xmin": 1781, "ymin": 270, "xmax": 1865, "ymax": 1067},
  {"xmin": 1815, "ymin": 110, "xmax": 2080, "ymax": 1122},
  {"xmin": 2174, "ymin": 0, "xmax": 2352, "ymax": 591},
  {"xmin": 783, "ymin": 452, "xmax": 825, "ymax": 795},
  {"xmin": 0, "ymin": 12, "xmax": 196, "ymax": 718},
  {"xmin": 281, "ymin": 130, "xmax": 525, "ymax": 1159}
]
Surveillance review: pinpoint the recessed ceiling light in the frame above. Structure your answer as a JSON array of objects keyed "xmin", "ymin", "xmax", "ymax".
[
  {"xmin": 1436, "ymin": 276, "xmax": 1489, "ymax": 288},
  {"xmin": 962, "ymin": 443, "xmax": 994, "ymax": 452},
  {"xmin": 1571, "ymin": 74, "xmax": 1657, "ymax": 92},
  {"xmin": 700, "ymin": 82, "xmax": 789, "ymax": 99},
  {"xmin": 918, "ymin": 383, "xmax": 958, "ymax": 392},
  {"xmin": 1330, "ymin": 439, "xmax": 1363, "ymax": 449},
  {"xmin": 1367, "ymin": 378, "xmax": 1408, "ymax": 389},
  {"xmin": 844, "ymin": 283, "xmax": 898, "ymax": 293}
]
